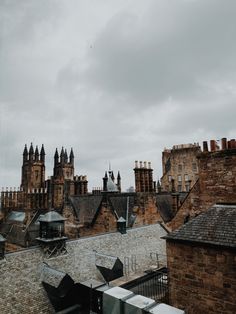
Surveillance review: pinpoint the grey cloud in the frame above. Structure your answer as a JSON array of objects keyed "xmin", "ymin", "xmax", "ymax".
[{"xmin": 79, "ymin": 0, "xmax": 236, "ymax": 105}]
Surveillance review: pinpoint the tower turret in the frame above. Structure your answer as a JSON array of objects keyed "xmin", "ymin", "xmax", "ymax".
[
  {"xmin": 64, "ymin": 149, "xmax": 68, "ymax": 163},
  {"xmin": 40, "ymin": 144, "xmax": 45, "ymax": 162},
  {"xmin": 23, "ymin": 144, "xmax": 28, "ymax": 163},
  {"xmin": 29, "ymin": 143, "xmax": 34, "ymax": 162},
  {"xmin": 103, "ymin": 171, "xmax": 108, "ymax": 191},
  {"xmin": 35, "ymin": 146, "xmax": 39, "ymax": 161},
  {"xmin": 69, "ymin": 148, "xmax": 74, "ymax": 165},
  {"xmin": 117, "ymin": 171, "xmax": 121, "ymax": 192},
  {"xmin": 60, "ymin": 147, "xmax": 65, "ymax": 164},
  {"xmin": 54, "ymin": 148, "xmax": 59, "ymax": 165}
]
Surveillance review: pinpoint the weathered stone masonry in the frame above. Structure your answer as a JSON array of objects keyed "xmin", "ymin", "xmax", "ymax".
[{"xmin": 0, "ymin": 223, "xmax": 166, "ymax": 314}]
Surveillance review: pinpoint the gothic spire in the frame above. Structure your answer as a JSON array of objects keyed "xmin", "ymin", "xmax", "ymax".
[
  {"xmin": 35, "ymin": 145, "xmax": 39, "ymax": 161},
  {"xmin": 40, "ymin": 144, "xmax": 45, "ymax": 162},
  {"xmin": 23, "ymin": 144, "xmax": 28, "ymax": 162},
  {"xmin": 69, "ymin": 148, "xmax": 74, "ymax": 164},
  {"xmin": 64, "ymin": 149, "xmax": 68, "ymax": 163},
  {"xmin": 60, "ymin": 147, "xmax": 65, "ymax": 163},
  {"xmin": 54, "ymin": 148, "xmax": 59, "ymax": 164},
  {"xmin": 29, "ymin": 143, "xmax": 34, "ymax": 161}
]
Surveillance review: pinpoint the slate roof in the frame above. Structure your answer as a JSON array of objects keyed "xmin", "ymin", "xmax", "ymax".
[
  {"xmin": 156, "ymin": 194, "xmax": 174, "ymax": 222},
  {"xmin": 39, "ymin": 211, "xmax": 66, "ymax": 222},
  {"xmin": 109, "ymin": 194, "xmax": 136, "ymax": 222},
  {"xmin": 41, "ymin": 264, "xmax": 67, "ymax": 288},
  {"xmin": 164, "ymin": 204, "xmax": 236, "ymax": 248},
  {"xmin": 69, "ymin": 195, "xmax": 103, "ymax": 224}
]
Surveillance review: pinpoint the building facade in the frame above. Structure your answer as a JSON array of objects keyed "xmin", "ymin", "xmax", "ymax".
[
  {"xmin": 164, "ymin": 204, "xmax": 236, "ymax": 314},
  {"xmin": 1, "ymin": 144, "xmax": 88, "ymax": 223},
  {"xmin": 161, "ymin": 143, "xmax": 201, "ymax": 192},
  {"xmin": 169, "ymin": 137, "xmax": 236, "ymax": 230}
]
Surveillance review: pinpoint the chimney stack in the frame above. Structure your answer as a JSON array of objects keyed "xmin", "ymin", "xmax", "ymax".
[
  {"xmin": 210, "ymin": 140, "xmax": 216, "ymax": 152},
  {"xmin": 221, "ymin": 138, "xmax": 227, "ymax": 150},
  {"xmin": 203, "ymin": 141, "xmax": 208, "ymax": 152}
]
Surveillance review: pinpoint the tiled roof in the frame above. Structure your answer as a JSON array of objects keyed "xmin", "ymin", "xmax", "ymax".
[{"xmin": 165, "ymin": 204, "xmax": 236, "ymax": 248}]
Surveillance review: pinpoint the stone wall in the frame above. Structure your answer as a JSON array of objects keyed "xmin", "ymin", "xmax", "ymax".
[
  {"xmin": 167, "ymin": 241, "xmax": 236, "ymax": 314},
  {"xmin": 0, "ymin": 223, "xmax": 167, "ymax": 314},
  {"xmin": 161, "ymin": 144, "xmax": 200, "ymax": 193},
  {"xmin": 169, "ymin": 147, "xmax": 236, "ymax": 230}
]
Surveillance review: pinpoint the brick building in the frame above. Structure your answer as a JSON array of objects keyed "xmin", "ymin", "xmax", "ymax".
[
  {"xmin": 164, "ymin": 204, "xmax": 236, "ymax": 314},
  {"xmin": 161, "ymin": 143, "xmax": 201, "ymax": 193},
  {"xmin": 169, "ymin": 138, "xmax": 236, "ymax": 230}
]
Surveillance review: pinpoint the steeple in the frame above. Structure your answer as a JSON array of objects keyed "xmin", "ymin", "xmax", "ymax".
[
  {"xmin": 35, "ymin": 146, "xmax": 39, "ymax": 161},
  {"xmin": 69, "ymin": 148, "xmax": 74, "ymax": 164},
  {"xmin": 40, "ymin": 144, "xmax": 45, "ymax": 162},
  {"xmin": 29, "ymin": 143, "xmax": 34, "ymax": 161},
  {"xmin": 23, "ymin": 144, "xmax": 28, "ymax": 162},
  {"xmin": 54, "ymin": 148, "xmax": 59, "ymax": 165}
]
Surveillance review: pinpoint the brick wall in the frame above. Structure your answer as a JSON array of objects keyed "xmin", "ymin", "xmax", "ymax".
[
  {"xmin": 167, "ymin": 241, "xmax": 236, "ymax": 314},
  {"xmin": 0, "ymin": 223, "xmax": 166, "ymax": 313}
]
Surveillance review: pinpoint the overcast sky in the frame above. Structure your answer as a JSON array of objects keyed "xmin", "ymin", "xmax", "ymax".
[{"xmin": 0, "ymin": 0, "xmax": 236, "ymax": 191}]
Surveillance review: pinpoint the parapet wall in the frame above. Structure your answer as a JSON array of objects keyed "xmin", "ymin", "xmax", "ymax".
[{"xmin": 0, "ymin": 223, "xmax": 167, "ymax": 314}]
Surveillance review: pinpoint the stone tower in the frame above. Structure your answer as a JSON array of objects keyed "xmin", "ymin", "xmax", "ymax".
[
  {"xmin": 52, "ymin": 147, "xmax": 75, "ymax": 209},
  {"xmin": 21, "ymin": 143, "xmax": 45, "ymax": 191}
]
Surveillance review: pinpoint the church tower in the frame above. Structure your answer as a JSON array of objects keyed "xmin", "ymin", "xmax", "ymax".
[{"xmin": 21, "ymin": 143, "xmax": 45, "ymax": 192}]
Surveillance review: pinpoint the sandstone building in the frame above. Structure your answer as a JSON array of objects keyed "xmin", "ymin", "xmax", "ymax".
[
  {"xmin": 161, "ymin": 143, "xmax": 201, "ymax": 192},
  {"xmin": 169, "ymin": 137, "xmax": 236, "ymax": 230},
  {"xmin": 0, "ymin": 145, "xmax": 173, "ymax": 249},
  {"xmin": 1, "ymin": 143, "xmax": 88, "ymax": 219}
]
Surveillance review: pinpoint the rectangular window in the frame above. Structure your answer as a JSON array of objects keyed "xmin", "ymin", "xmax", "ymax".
[
  {"xmin": 178, "ymin": 185, "xmax": 182, "ymax": 192},
  {"xmin": 184, "ymin": 174, "xmax": 189, "ymax": 181},
  {"xmin": 178, "ymin": 164, "xmax": 182, "ymax": 172},
  {"xmin": 192, "ymin": 163, "xmax": 197, "ymax": 172},
  {"xmin": 168, "ymin": 175, "xmax": 172, "ymax": 182},
  {"xmin": 185, "ymin": 184, "xmax": 190, "ymax": 192},
  {"xmin": 178, "ymin": 175, "xmax": 182, "ymax": 182}
]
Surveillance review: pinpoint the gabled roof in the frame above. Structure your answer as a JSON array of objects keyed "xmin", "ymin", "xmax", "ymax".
[
  {"xmin": 156, "ymin": 194, "xmax": 174, "ymax": 222},
  {"xmin": 164, "ymin": 204, "xmax": 236, "ymax": 248},
  {"xmin": 70, "ymin": 195, "xmax": 103, "ymax": 224}
]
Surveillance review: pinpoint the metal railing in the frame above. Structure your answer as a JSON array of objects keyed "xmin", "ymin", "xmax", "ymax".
[{"xmin": 121, "ymin": 268, "xmax": 169, "ymax": 303}]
